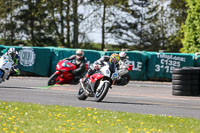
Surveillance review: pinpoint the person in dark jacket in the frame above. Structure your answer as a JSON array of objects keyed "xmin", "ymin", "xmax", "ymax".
[{"xmin": 63, "ymin": 49, "xmax": 87, "ymax": 79}]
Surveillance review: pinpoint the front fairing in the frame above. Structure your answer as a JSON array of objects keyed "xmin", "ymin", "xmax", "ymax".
[
  {"xmin": 90, "ymin": 73, "xmax": 104, "ymax": 83},
  {"xmin": 0, "ymin": 69, "xmax": 4, "ymax": 78},
  {"xmin": 56, "ymin": 60, "xmax": 76, "ymax": 72},
  {"xmin": 100, "ymin": 65, "xmax": 111, "ymax": 77},
  {"xmin": 0, "ymin": 55, "xmax": 14, "ymax": 70},
  {"xmin": 0, "ymin": 55, "xmax": 14, "ymax": 81},
  {"xmin": 100, "ymin": 62, "xmax": 118, "ymax": 78},
  {"xmin": 89, "ymin": 63, "xmax": 116, "ymax": 91}
]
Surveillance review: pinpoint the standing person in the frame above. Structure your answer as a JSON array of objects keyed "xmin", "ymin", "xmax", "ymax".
[
  {"xmin": 3, "ymin": 47, "xmax": 20, "ymax": 79},
  {"xmin": 118, "ymin": 51, "xmax": 130, "ymax": 77},
  {"xmin": 63, "ymin": 49, "xmax": 87, "ymax": 80},
  {"xmin": 80, "ymin": 53, "xmax": 120, "ymax": 87}
]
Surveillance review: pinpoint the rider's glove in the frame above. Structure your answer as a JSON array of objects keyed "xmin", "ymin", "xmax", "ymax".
[
  {"xmin": 71, "ymin": 70, "xmax": 76, "ymax": 75},
  {"xmin": 68, "ymin": 69, "xmax": 73, "ymax": 73},
  {"xmin": 15, "ymin": 69, "xmax": 20, "ymax": 75}
]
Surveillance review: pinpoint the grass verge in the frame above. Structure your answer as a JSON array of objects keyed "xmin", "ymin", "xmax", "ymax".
[{"xmin": 0, "ymin": 101, "xmax": 200, "ymax": 133}]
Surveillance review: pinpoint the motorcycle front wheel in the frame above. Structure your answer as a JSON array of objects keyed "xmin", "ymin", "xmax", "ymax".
[
  {"xmin": 77, "ymin": 87, "xmax": 88, "ymax": 100},
  {"xmin": 47, "ymin": 73, "xmax": 60, "ymax": 86},
  {"xmin": 95, "ymin": 81, "xmax": 110, "ymax": 102}
]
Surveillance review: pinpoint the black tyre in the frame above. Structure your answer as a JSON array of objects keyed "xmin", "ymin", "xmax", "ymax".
[
  {"xmin": 77, "ymin": 88, "xmax": 88, "ymax": 100},
  {"xmin": 172, "ymin": 90, "xmax": 199, "ymax": 96},
  {"xmin": 172, "ymin": 67, "xmax": 195, "ymax": 74},
  {"xmin": 192, "ymin": 89, "xmax": 200, "ymax": 96},
  {"xmin": 172, "ymin": 84, "xmax": 200, "ymax": 96},
  {"xmin": 120, "ymin": 74, "xmax": 130, "ymax": 85},
  {"xmin": 172, "ymin": 90, "xmax": 193, "ymax": 96},
  {"xmin": 95, "ymin": 82, "xmax": 110, "ymax": 102},
  {"xmin": 172, "ymin": 74, "xmax": 199, "ymax": 80},
  {"xmin": 172, "ymin": 84, "xmax": 199, "ymax": 91},
  {"xmin": 172, "ymin": 79, "xmax": 199, "ymax": 85},
  {"xmin": 115, "ymin": 74, "xmax": 130, "ymax": 85},
  {"xmin": 172, "ymin": 67, "xmax": 200, "ymax": 80},
  {"xmin": 48, "ymin": 73, "xmax": 59, "ymax": 86},
  {"xmin": 172, "ymin": 67, "xmax": 200, "ymax": 96}
]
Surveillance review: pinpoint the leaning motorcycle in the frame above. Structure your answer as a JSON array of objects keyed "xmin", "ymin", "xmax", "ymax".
[
  {"xmin": 115, "ymin": 64, "xmax": 133, "ymax": 85},
  {"xmin": 0, "ymin": 55, "xmax": 14, "ymax": 83},
  {"xmin": 48, "ymin": 59, "xmax": 88, "ymax": 86},
  {"xmin": 78, "ymin": 63, "xmax": 118, "ymax": 102}
]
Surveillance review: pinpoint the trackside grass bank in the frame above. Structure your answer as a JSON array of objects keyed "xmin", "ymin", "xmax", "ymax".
[{"xmin": 0, "ymin": 101, "xmax": 200, "ymax": 133}]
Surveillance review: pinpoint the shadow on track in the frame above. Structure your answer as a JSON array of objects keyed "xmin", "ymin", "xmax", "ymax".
[{"xmin": 88, "ymin": 100, "xmax": 158, "ymax": 106}]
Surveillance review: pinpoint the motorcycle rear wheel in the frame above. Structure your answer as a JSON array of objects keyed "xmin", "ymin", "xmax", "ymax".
[
  {"xmin": 95, "ymin": 82, "xmax": 110, "ymax": 102},
  {"xmin": 120, "ymin": 74, "xmax": 130, "ymax": 85},
  {"xmin": 48, "ymin": 73, "xmax": 59, "ymax": 86},
  {"xmin": 115, "ymin": 74, "xmax": 130, "ymax": 85},
  {"xmin": 77, "ymin": 88, "xmax": 88, "ymax": 100}
]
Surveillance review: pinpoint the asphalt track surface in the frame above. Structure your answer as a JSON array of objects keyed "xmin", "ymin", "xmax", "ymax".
[{"xmin": 0, "ymin": 77, "xmax": 200, "ymax": 119}]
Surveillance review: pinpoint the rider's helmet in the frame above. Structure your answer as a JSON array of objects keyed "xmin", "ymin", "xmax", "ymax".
[
  {"xmin": 119, "ymin": 52, "xmax": 127, "ymax": 61},
  {"xmin": 109, "ymin": 53, "xmax": 120, "ymax": 64},
  {"xmin": 76, "ymin": 49, "xmax": 84, "ymax": 60},
  {"xmin": 8, "ymin": 47, "xmax": 16, "ymax": 58}
]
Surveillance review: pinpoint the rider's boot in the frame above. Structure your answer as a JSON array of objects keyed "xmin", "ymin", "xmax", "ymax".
[
  {"xmin": 6, "ymin": 75, "xmax": 10, "ymax": 80},
  {"xmin": 80, "ymin": 73, "xmax": 89, "ymax": 89},
  {"xmin": 6, "ymin": 71, "xmax": 14, "ymax": 80},
  {"xmin": 80, "ymin": 77, "xmax": 90, "ymax": 96},
  {"xmin": 73, "ymin": 76, "xmax": 80, "ymax": 83}
]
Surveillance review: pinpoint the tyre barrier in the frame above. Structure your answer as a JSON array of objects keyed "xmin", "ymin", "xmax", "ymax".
[{"xmin": 172, "ymin": 67, "xmax": 200, "ymax": 96}]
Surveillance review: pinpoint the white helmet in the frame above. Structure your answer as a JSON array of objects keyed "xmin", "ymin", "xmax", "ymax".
[
  {"xmin": 119, "ymin": 52, "xmax": 126, "ymax": 60},
  {"xmin": 76, "ymin": 49, "xmax": 84, "ymax": 60},
  {"xmin": 8, "ymin": 47, "xmax": 16, "ymax": 58}
]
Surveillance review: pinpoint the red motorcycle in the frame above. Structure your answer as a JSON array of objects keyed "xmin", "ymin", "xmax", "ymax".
[
  {"xmin": 78, "ymin": 63, "xmax": 118, "ymax": 102},
  {"xmin": 48, "ymin": 59, "xmax": 87, "ymax": 86}
]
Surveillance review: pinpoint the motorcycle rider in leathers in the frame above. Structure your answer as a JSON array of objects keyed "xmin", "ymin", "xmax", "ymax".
[
  {"xmin": 80, "ymin": 53, "xmax": 120, "ymax": 88},
  {"xmin": 63, "ymin": 49, "xmax": 87, "ymax": 81},
  {"xmin": 3, "ymin": 47, "xmax": 20, "ymax": 80},
  {"xmin": 118, "ymin": 52, "xmax": 130, "ymax": 77}
]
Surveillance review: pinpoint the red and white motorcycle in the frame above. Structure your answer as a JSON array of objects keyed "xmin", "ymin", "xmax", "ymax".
[{"xmin": 78, "ymin": 63, "xmax": 118, "ymax": 102}]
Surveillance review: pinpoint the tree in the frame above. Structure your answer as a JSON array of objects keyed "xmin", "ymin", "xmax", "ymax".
[
  {"xmin": 46, "ymin": 0, "xmax": 67, "ymax": 47},
  {"xmin": 0, "ymin": 0, "xmax": 189, "ymax": 51},
  {"xmin": 166, "ymin": 0, "xmax": 187, "ymax": 52},
  {"xmin": 72, "ymin": 0, "xmax": 78, "ymax": 48},
  {"xmin": 107, "ymin": 0, "xmax": 163, "ymax": 51},
  {"xmin": 81, "ymin": 0, "xmax": 128, "ymax": 50},
  {"xmin": 105, "ymin": 0, "xmax": 186, "ymax": 52},
  {"xmin": 77, "ymin": 0, "xmax": 102, "ymax": 46},
  {"xmin": 0, "ymin": 0, "xmax": 21, "ymax": 46},
  {"xmin": 66, "ymin": 0, "xmax": 71, "ymax": 48},
  {"xmin": 181, "ymin": 0, "xmax": 200, "ymax": 53},
  {"xmin": 15, "ymin": 0, "xmax": 53, "ymax": 46}
]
